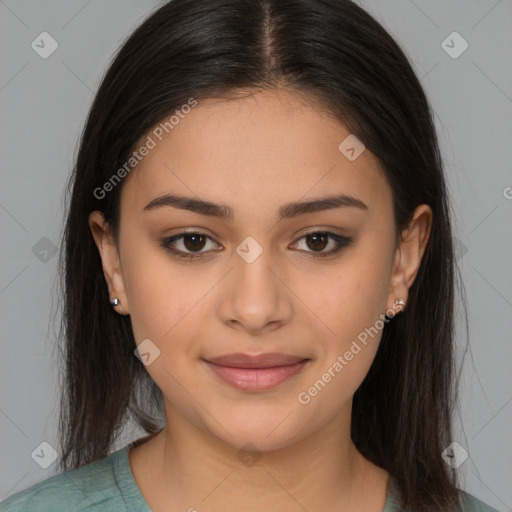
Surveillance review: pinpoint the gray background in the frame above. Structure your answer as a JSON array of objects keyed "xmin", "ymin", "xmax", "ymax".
[{"xmin": 1, "ymin": 0, "xmax": 511, "ymax": 509}]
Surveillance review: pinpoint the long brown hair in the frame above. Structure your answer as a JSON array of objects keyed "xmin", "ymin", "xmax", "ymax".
[{"xmin": 57, "ymin": 1, "xmax": 466, "ymax": 510}]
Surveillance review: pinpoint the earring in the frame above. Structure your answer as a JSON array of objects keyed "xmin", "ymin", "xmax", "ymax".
[
  {"xmin": 395, "ymin": 298, "xmax": 406, "ymax": 313},
  {"xmin": 110, "ymin": 297, "xmax": 124, "ymax": 313}
]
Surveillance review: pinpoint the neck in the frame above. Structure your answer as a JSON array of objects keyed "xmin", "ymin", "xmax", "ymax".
[{"xmin": 129, "ymin": 399, "xmax": 390, "ymax": 512}]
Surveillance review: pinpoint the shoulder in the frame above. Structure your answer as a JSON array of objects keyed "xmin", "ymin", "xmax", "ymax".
[
  {"xmin": 384, "ymin": 479, "xmax": 500, "ymax": 512},
  {"xmin": 459, "ymin": 490, "xmax": 501, "ymax": 512},
  {"xmin": 0, "ymin": 447, "xmax": 130, "ymax": 512}
]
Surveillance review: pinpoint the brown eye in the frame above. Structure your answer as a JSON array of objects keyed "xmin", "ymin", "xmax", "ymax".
[
  {"xmin": 182, "ymin": 233, "xmax": 207, "ymax": 252},
  {"xmin": 292, "ymin": 231, "xmax": 352, "ymax": 258},
  {"xmin": 305, "ymin": 233, "xmax": 329, "ymax": 252},
  {"xmin": 162, "ymin": 231, "xmax": 219, "ymax": 260},
  {"xmin": 162, "ymin": 230, "xmax": 352, "ymax": 261}
]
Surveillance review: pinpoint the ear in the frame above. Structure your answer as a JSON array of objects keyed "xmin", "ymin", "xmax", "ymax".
[
  {"xmin": 88, "ymin": 211, "xmax": 130, "ymax": 315},
  {"xmin": 386, "ymin": 204, "xmax": 433, "ymax": 313}
]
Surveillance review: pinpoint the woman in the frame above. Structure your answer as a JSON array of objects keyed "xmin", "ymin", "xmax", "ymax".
[{"xmin": 0, "ymin": 0, "xmax": 499, "ymax": 510}]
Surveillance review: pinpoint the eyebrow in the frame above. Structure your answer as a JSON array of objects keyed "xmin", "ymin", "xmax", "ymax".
[{"xmin": 143, "ymin": 193, "xmax": 368, "ymax": 220}]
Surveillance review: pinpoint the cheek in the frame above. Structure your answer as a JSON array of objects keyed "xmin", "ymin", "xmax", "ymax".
[
  {"xmin": 317, "ymin": 246, "xmax": 392, "ymax": 340},
  {"xmin": 119, "ymin": 235, "xmax": 190, "ymax": 345},
  {"xmin": 298, "ymin": 279, "xmax": 389, "ymax": 417},
  {"xmin": 119, "ymin": 247, "xmax": 214, "ymax": 428},
  {"xmin": 309, "ymin": 236, "xmax": 393, "ymax": 386}
]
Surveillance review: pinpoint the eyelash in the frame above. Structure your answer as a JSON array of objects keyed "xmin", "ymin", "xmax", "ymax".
[{"xmin": 161, "ymin": 230, "xmax": 352, "ymax": 261}]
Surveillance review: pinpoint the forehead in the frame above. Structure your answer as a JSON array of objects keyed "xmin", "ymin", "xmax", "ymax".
[{"xmin": 120, "ymin": 88, "xmax": 392, "ymax": 223}]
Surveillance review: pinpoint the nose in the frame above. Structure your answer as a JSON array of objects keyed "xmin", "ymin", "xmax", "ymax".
[{"xmin": 217, "ymin": 245, "xmax": 294, "ymax": 335}]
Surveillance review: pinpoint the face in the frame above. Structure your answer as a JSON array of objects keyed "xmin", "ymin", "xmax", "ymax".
[{"xmin": 90, "ymin": 87, "xmax": 431, "ymax": 452}]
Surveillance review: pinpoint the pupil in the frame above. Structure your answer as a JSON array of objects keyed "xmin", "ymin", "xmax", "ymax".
[
  {"xmin": 308, "ymin": 233, "xmax": 327, "ymax": 251},
  {"xmin": 184, "ymin": 234, "xmax": 205, "ymax": 251}
]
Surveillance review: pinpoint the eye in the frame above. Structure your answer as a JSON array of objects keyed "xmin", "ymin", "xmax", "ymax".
[
  {"xmin": 161, "ymin": 231, "xmax": 219, "ymax": 260},
  {"xmin": 161, "ymin": 230, "xmax": 352, "ymax": 261},
  {"xmin": 291, "ymin": 231, "xmax": 352, "ymax": 258}
]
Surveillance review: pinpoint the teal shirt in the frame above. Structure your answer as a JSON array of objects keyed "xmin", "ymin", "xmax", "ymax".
[{"xmin": 0, "ymin": 442, "xmax": 500, "ymax": 512}]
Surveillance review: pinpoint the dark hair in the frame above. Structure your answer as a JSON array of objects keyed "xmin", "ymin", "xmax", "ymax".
[{"xmin": 57, "ymin": 1, "xmax": 467, "ymax": 510}]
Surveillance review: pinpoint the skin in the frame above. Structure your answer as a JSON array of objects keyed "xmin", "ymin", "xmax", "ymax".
[{"xmin": 89, "ymin": 87, "xmax": 432, "ymax": 512}]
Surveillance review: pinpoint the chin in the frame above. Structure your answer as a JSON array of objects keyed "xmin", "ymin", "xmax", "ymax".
[
  {"xmin": 227, "ymin": 429, "xmax": 302, "ymax": 455},
  {"xmin": 202, "ymin": 407, "xmax": 306, "ymax": 453}
]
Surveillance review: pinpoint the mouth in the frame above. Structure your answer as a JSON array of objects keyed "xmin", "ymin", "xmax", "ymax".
[{"xmin": 202, "ymin": 353, "xmax": 311, "ymax": 392}]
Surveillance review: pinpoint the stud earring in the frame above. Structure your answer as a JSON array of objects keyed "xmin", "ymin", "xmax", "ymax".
[
  {"xmin": 395, "ymin": 298, "xmax": 406, "ymax": 313},
  {"xmin": 110, "ymin": 297, "xmax": 124, "ymax": 313}
]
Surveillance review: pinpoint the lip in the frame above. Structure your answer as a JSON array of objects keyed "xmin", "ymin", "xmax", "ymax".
[
  {"xmin": 205, "ymin": 352, "xmax": 307, "ymax": 368},
  {"xmin": 203, "ymin": 353, "xmax": 310, "ymax": 392}
]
